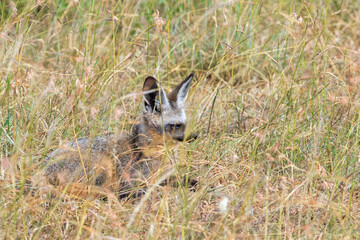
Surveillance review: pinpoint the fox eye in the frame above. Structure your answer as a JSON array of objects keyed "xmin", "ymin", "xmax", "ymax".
[{"xmin": 167, "ymin": 124, "xmax": 182, "ymax": 130}]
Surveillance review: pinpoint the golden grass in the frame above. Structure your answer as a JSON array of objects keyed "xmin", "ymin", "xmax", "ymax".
[{"xmin": 1, "ymin": 0, "xmax": 360, "ymax": 238}]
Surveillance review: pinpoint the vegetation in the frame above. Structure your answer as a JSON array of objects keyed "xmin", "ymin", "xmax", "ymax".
[{"xmin": 1, "ymin": 0, "xmax": 360, "ymax": 238}]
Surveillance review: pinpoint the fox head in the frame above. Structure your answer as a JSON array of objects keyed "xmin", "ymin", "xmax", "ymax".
[{"xmin": 141, "ymin": 73, "xmax": 197, "ymax": 143}]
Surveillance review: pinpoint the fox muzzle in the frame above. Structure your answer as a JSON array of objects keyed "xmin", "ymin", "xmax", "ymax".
[{"xmin": 174, "ymin": 133, "xmax": 198, "ymax": 142}]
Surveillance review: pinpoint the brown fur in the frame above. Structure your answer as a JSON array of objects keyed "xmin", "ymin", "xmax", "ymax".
[{"xmin": 43, "ymin": 73, "xmax": 196, "ymax": 200}]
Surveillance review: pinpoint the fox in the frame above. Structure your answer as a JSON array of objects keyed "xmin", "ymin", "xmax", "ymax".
[{"xmin": 42, "ymin": 73, "xmax": 197, "ymax": 200}]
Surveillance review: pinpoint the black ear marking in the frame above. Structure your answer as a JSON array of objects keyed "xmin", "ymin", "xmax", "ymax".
[
  {"xmin": 169, "ymin": 73, "xmax": 194, "ymax": 106},
  {"xmin": 178, "ymin": 73, "xmax": 193, "ymax": 100},
  {"xmin": 143, "ymin": 76, "xmax": 159, "ymax": 112},
  {"xmin": 142, "ymin": 76, "xmax": 168, "ymax": 112}
]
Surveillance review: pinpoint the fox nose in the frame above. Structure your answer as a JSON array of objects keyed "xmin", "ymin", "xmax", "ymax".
[{"xmin": 186, "ymin": 133, "xmax": 198, "ymax": 142}]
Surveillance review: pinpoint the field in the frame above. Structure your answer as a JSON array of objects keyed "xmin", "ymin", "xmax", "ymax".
[{"xmin": 1, "ymin": 0, "xmax": 360, "ymax": 238}]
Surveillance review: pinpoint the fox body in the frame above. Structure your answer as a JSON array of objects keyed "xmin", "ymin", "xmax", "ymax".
[{"xmin": 44, "ymin": 74, "xmax": 197, "ymax": 199}]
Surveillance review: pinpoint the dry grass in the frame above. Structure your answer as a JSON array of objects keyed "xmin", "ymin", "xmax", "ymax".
[{"xmin": 1, "ymin": 0, "xmax": 360, "ymax": 239}]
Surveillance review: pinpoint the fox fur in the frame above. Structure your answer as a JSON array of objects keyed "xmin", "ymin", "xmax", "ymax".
[{"xmin": 43, "ymin": 73, "xmax": 197, "ymax": 199}]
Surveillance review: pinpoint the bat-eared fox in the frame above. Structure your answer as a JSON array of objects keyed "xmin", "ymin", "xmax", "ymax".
[{"xmin": 43, "ymin": 73, "xmax": 197, "ymax": 199}]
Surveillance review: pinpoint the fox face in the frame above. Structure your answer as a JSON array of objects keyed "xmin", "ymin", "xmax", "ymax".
[{"xmin": 142, "ymin": 73, "xmax": 197, "ymax": 143}]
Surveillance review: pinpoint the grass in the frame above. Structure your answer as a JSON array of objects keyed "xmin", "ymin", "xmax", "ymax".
[{"xmin": 1, "ymin": 0, "xmax": 360, "ymax": 238}]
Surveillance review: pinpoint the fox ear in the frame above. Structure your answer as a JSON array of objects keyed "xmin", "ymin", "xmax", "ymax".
[
  {"xmin": 143, "ymin": 76, "xmax": 168, "ymax": 112},
  {"xmin": 170, "ymin": 73, "xmax": 194, "ymax": 107}
]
